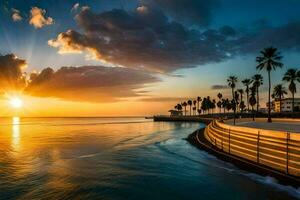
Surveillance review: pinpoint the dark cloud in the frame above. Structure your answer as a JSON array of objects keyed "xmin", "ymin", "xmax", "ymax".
[
  {"xmin": 49, "ymin": 6, "xmax": 300, "ymax": 73},
  {"xmin": 238, "ymin": 21, "xmax": 300, "ymax": 53},
  {"xmin": 0, "ymin": 54, "xmax": 27, "ymax": 90},
  {"xmin": 211, "ymin": 84, "xmax": 229, "ymax": 90},
  {"xmin": 219, "ymin": 25, "xmax": 236, "ymax": 37},
  {"xmin": 49, "ymin": 7, "xmax": 237, "ymax": 73},
  {"xmin": 142, "ymin": 0, "xmax": 219, "ymax": 26},
  {"xmin": 26, "ymin": 65, "xmax": 159, "ymax": 102}
]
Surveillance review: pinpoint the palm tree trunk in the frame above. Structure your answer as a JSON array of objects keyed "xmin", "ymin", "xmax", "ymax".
[
  {"xmin": 184, "ymin": 107, "xmax": 187, "ymax": 116},
  {"xmin": 240, "ymin": 94, "xmax": 243, "ymax": 114},
  {"xmin": 256, "ymin": 86, "xmax": 259, "ymax": 112},
  {"xmin": 292, "ymin": 92, "xmax": 295, "ymax": 112},
  {"xmin": 232, "ymin": 88, "xmax": 236, "ymax": 125},
  {"xmin": 252, "ymin": 106, "xmax": 254, "ymax": 121},
  {"xmin": 247, "ymin": 87, "xmax": 249, "ymax": 112},
  {"xmin": 268, "ymin": 70, "xmax": 272, "ymax": 123},
  {"xmin": 190, "ymin": 106, "xmax": 191, "ymax": 116}
]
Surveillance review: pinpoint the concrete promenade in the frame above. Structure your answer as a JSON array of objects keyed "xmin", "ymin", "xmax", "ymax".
[{"xmin": 226, "ymin": 118, "xmax": 300, "ymax": 133}]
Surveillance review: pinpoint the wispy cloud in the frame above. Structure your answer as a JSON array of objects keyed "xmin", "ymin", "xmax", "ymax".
[
  {"xmin": 11, "ymin": 8, "xmax": 22, "ymax": 21},
  {"xmin": 49, "ymin": 5, "xmax": 300, "ymax": 74},
  {"xmin": 71, "ymin": 3, "xmax": 80, "ymax": 12},
  {"xmin": 211, "ymin": 85, "xmax": 229, "ymax": 90},
  {"xmin": 29, "ymin": 7, "xmax": 54, "ymax": 28},
  {"xmin": 26, "ymin": 65, "xmax": 159, "ymax": 102}
]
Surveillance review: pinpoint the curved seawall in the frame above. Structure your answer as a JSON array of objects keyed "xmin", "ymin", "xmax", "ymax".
[{"xmin": 188, "ymin": 120, "xmax": 300, "ymax": 187}]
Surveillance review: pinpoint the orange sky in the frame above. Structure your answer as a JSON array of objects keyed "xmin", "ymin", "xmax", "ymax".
[{"xmin": 0, "ymin": 95, "xmax": 174, "ymax": 117}]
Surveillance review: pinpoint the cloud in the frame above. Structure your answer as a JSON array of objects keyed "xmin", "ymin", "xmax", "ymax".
[
  {"xmin": 136, "ymin": 5, "xmax": 149, "ymax": 14},
  {"xmin": 71, "ymin": 3, "xmax": 80, "ymax": 12},
  {"xmin": 142, "ymin": 0, "xmax": 219, "ymax": 26},
  {"xmin": 211, "ymin": 85, "xmax": 229, "ymax": 90},
  {"xmin": 29, "ymin": 7, "xmax": 54, "ymax": 28},
  {"xmin": 49, "ymin": 6, "xmax": 300, "ymax": 73},
  {"xmin": 48, "ymin": 30, "xmax": 84, "ymax": 54},
  {"xmin": 48, "ymin": 7, "xmax": 238, "ymax": 73},
  {"xmin": 26, "ymin": 66, "xmax": 159, "ymax": 102},
  {"xmin": 0, "ymin": 54, "xmax": 27, "ymax": 90},
  {"xmin": 11, "ymin": 8, "xmax": 22, "ymax": 21},
  {"xmin": 238, "ymin": 21, "xmax": 300, "ymax": 53}
]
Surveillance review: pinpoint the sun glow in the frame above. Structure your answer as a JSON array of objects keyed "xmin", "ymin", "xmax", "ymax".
[{"xmin": 9, "ymin": 97, "xmax": 23, "ymax": 108}]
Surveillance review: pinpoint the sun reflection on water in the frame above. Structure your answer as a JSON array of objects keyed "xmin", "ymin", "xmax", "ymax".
[{"xmin": 12, "ymin": 117, "xmax": 20, "ymax": 151}]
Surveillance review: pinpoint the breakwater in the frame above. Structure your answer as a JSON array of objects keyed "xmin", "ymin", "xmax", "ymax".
[{"xmin": 153, "ymin": 115, "xmax": 212, "ymax": 124}]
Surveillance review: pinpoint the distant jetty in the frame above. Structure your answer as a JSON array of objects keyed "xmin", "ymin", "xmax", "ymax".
[{"xmin": 153, "ymin": 115, "xmax": 212, "ymax": 124}]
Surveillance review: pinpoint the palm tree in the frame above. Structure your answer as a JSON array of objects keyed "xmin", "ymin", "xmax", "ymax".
[
  {"xmin": 227, "ymin": 76, "xmax": 238, "ymax": 124},
  {"xmin": 217, "ymin": 100, "xmax": 222, "ymax": 114},
  {"xmin": 272, "ymin": 84, "xmax": 287, "ymax": 113},
  {"xmin": 283, "ymin": 69, "xmax": 300, "ymax": 112},
  {"xmin": 227, "ymin": 76, "xmax": 238, "ymax": 99},
  {"xmin": 242, "ymin": 79, "xmax": 253, "ymax": 112},
  {"xmin": 192, "ymin": 107, "xmax": 196, "ymax": 115},
  {"xmin": 212, "ymin": 99, "xmax": 216, "ymax": 114},
  {"xmin": 201, "ymin": 97, "xmax": 212, "ymax": 115},
  {"xmin": 193, "ymin": 100, "xmax": 197, "ymax": 115},
  {"xmin": 206, "ymin": 96, "xmax": 211, "ymax": 114},
  {"xmin": 239, "ymin": 101, "xmax": 246, "ymax": 113},
  {"xmin": 256, "ymin": 47, "xmax": 283, "ymax": 122},
  {"xmin": 225, "ymin": 98, "xmax": 232, "ymax": 113},
  {"xmin": 177, "ymin": 104, "xmax": 182, "ymax": 112},
  {"xmin": 217, "ymin": 93, "xmax": 223, "ymax": 114},
  {"xmin": 221, "ymin": 98, "xmax": 226, "ymax": 114},
  {"xmin": 197, "ymin": 96, "xmax": 202, "ymax": 115},
  {"xmin": 197, "ymin": 109, "xmax": 201, "ymax": 115},
  {"xmin": 249, "ymin": 86, "xmax": 257, "ymax": 121},
  {"xmin": 237, "ymin": 89, "xmax": 243, "ymax": 103},
  {"xmin": 187, "ymin": 100, "xmax": 192, "ymax": 116},
  {"xmin": 234, "ymin": 91, "xmax": 239, "ymax": 111},
  {"xmin": 174, "ymin": 105, "xmax": 178, "ymax": 110},
  {"xmin": 237, "ymin": 89, "xmax": 244, "ymax": 113},
  {"xmin": 201, "ymin": 98, "xmax": 207, "ymax": 114},
  {"xmin": 252, "ymin": 74, "xmax": 263, "ymax": 112},
  {"xmin": 182, "ymin": 102, "xmax": 187, "ymax": 116},
  {"xmin": 217, "ymin": 93, "xmax": 222, "ymax": 100}
]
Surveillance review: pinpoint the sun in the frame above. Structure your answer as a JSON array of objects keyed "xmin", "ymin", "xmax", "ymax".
[{"xmin": 9, "ymin": 97, "xmax": 23, "ymax": 108}]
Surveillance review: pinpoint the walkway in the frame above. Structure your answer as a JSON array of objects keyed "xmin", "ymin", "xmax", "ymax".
[{"xmin": 226, "ymin": 118, "xmax": 300, "ymax": 133}]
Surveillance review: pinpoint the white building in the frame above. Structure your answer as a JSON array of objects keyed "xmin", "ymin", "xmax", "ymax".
[{"xmin": 274, "ymin": 98, "xmax": 300, "ymax": 112}]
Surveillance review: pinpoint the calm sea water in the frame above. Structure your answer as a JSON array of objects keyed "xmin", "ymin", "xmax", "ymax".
[{"xmin": 0, "ymin": 117, "xmax": 299, "ymax": 200}]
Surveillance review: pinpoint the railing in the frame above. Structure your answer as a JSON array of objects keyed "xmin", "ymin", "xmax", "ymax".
[{"xmin": 205, "ymin": 120, "xmax": 300, "ymax": 177}]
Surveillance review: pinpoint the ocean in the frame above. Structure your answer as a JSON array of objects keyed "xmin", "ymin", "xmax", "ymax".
[{"xmin": 0, "ymin": 117, "xmax": 299, "ymax": 199}]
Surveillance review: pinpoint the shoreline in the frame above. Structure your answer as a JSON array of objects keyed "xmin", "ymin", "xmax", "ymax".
[{"xmin": 186, "ymin": 128, "xmax": 300, "ymax": 188}]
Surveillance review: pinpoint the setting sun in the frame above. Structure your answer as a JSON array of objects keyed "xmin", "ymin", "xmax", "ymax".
[{"xmin": 9, "ymin": 97, "xmax": 23, "ymax": 108}]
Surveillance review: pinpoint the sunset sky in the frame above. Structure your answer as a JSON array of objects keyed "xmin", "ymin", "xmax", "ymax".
[{"xmin": 0, "ymin": 0, "xmax": 300, "ymax": 116}]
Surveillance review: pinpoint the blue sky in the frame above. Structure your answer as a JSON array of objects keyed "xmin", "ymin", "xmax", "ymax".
[
  {"xmin": 0, "ymin": 0, "xmax": 299, "ymax": 115},
  {"xmin": 1, "ymin": 0, "xmax": 299, "ymax": 70}
]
